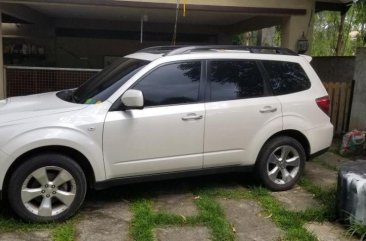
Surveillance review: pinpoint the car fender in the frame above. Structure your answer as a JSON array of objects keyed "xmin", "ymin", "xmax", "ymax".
[
  {"xmin": 247, "ymin": 127, "xmax": 311, "ymax": 167},
  {"xmin": 243, "ymin": 115, "xmax": 283, "ymax": 166},
  {"xmin": 0, "ymin": 126, "xmax": 105, "ymax": 189}
]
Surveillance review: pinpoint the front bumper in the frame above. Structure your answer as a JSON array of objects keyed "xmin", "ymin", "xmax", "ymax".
[{"xmin": 0, "ymin": 149, "xmax": 9, "ymax": 199}]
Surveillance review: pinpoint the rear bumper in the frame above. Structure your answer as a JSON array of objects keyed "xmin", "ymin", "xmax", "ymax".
[
  {"xmin": 309, "ymin": 147, "xmax": 329, "ymax": 160},
  {"xmin": 305, "ymin": 123, "xmax": 334, "ymax": 154}
]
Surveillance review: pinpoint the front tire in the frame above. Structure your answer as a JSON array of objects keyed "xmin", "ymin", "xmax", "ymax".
[
  {"xmin": 8, "ymin": 153, "xmax": 87, "ymax": 223},
  {"xmin": 256, "ymin": 136, "xmax": 306, "ymax": 191}
]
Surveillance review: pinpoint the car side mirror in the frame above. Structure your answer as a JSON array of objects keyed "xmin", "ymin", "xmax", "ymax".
[{"xmin": 120, "ymin": 89, "xmax": 144, "ymax": 110}]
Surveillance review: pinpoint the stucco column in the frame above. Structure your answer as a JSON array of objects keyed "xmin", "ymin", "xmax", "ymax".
[
  {"xmin": 281, "ymin": 6, "xmax": 314, "ymax": 53},
  {"xmin": 349, "ymin": 48, "xmax": 366, "ymax": 130},
  {"xmin": 0, "ymin": 12, "xmax": 4, "ymax": 100}
]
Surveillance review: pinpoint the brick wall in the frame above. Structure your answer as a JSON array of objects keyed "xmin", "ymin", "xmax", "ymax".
[{"xmin": 5, "ymin": 67, "xmax": 100, "ymax": 97}]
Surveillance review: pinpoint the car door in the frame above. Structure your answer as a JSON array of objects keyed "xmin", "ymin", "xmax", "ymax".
[
  {"xmin": 203, "ymin": 59, "xmax": 283, "ymax": 168},
  {"xmin": 103, "ymin": 61, "xmax": 205, "ymax": 179}
]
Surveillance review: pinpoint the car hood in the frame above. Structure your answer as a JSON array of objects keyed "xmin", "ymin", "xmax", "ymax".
[{"xmin": 0, "ymin": 92, "xmax": 86, "ymax": 124}]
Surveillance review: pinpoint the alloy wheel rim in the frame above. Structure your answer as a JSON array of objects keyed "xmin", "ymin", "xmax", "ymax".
[
  {"xmin": 267, "ymin": 145, "xmax": 300, "ymax": 185},
  {"xmin": 21, "ymin": 166, "xmax": 76, "ymax": 217}
]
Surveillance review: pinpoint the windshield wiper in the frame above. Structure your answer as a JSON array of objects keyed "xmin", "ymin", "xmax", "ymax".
[{"xmin": 71, "ymin": 90, "xmax": 80, "ymax": 103}]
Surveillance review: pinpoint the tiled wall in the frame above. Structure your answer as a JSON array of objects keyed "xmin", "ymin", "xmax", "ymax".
[{"xmin": 5, "ymin": 67, "xmax": 100, "ymax": 97}]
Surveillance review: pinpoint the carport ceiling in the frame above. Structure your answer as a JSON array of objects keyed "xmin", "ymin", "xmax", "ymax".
[{"xmin": 24, "ymin": 4, "xmax": 255, "ymax": 26}]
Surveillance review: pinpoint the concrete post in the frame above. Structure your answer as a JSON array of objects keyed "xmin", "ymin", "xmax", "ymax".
[
  {"xmin": 349, "ymin": 48, "xmax": 366, "ymax": 130},
  {"xmin": 281, "ymin": 3, "xmax": 314, "ymax": 53},
  {"xmin": 281, "ymin": 16, "xmax": 307, "ymax": 52},
  {"xmin": 0, "ymin": 12, "xmax": 4, "ymax": 100}
]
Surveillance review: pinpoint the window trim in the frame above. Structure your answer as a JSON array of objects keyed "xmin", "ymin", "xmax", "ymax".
[
  {"xmin": 206, "ymin": 59, "xmax": 272, "ymax": 103},
  {"xmin": 110, "ymin": 60, "xmax": 206, "ymax": 111}
]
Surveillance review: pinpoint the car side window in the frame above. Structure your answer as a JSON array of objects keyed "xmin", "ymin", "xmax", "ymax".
[
  {"xmin": 262, "ymin": 60, "xmax": 311, "ymax": 95},
  {"xmin": 133, "ymin": 61, "xmax": 201, "ymax": 107},
  {"xmin": 209, "ymin": 60, "xmax": 265, "ymax": 102}
]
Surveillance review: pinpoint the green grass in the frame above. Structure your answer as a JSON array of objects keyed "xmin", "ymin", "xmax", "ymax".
[
  {"xmin": 52, "ymin": 218, "xmax": 77, "ymax": 241},
  {"xmin": 0, "ymin": 204, "xmax": 76, "ymax": 241},
  {"xmin": 128, "ymin": 180, "xmax": 336, "ymax": 241},
  {"xmin": 194, "ymin": 195, "xmax": 235, "ymax": 241},
  {"xmin": 348, "ymin": 218, "xmax": 366, "ymax": 241},
  {"xmin": 0, "ymin": 178, "xmax": 338, "ymax": 241},
  {"xmin": 312, "ymin": 158, "xmax": 339, "ymax": 171},
  {"xmin": 298, "ymin": 178, "xmax": 337, "ymax": 220},
  {"xmin": 195, "ymin": 181, "xmax": 338, "ymax": 241},
  {"xmin": 250, "ymin": 187, "xmax": 317, "ymax": 241},
  {"xmin": 0, "ymin": 170, "xmax": 349, "ymax": 241},
  {"xmin": 129, "ymin": 193, "xmax": 235, "ymax": 241}
]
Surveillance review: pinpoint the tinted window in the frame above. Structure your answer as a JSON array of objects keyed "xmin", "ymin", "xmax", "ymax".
[
  {"xmin": 73, "ymin": 58, "xmax": 149, "ymax": 104},
  {"xmin": 133, "ymin": 62, "xmax": 201, "ymax": 107},
  {"xmin": 262, "ymin": 61, "xmax": 311, "ymax": 95},
  {"xmin": 209, "ymin": 60, "xmax": 264, "ymax": 101}
]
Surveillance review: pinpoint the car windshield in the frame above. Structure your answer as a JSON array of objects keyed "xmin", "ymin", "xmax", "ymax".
[{"xmin": 72, "ymin": 58, "xmax": 149, "ymax": 104}]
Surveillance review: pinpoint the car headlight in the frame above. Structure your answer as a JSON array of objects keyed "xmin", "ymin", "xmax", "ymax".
[{"xmin": 0, "ymin": 99, "xmax": 7, "ymax": 107}]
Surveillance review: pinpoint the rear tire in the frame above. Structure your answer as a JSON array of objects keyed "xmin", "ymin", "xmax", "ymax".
[
  {"xmin": 8, "ymin": 153, "xmax": 87, "ymax": 223},
  {"xmin": 256, "ymin": 136, "xmax": 306, "ymax": 191}
]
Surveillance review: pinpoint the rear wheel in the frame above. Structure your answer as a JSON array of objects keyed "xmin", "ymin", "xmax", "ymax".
[
  {"xmin": 7, "ymin": 153, "xmax": 87, "ymax": 222},
  {"xmin": 256, "ymin": 136, "xmax": 306, "ymax": 191}
]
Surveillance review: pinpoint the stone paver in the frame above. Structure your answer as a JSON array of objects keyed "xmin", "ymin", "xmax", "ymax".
[
  {"xmin": 315, "ymin": 152, "xmax": 353, "ymax": 170},
  {"xmin": 271, "ymin": 186, "xmax": 320, "ymax": 212},
  {"xmin": 218, "ymin": 199, "xmax": 282, "ymax": 241},
  {"xmin": 155, "ymin": 226, "xmax": 210, "ymax": 241},
  {"xmin": 305, "ymin": 222, "xmax": 357, "ymax": 241},
  {"xmin": 76, "ymin": 201, "xmax": 132, "ymax": 241},
  {"xmin": 305, "ymin": 162, "xmax": 338, "ymax": 189},
  {"xmin": 0, "ymin": 230, "xmax": 51, "ymax": 241},
  {"xmin": 154, "ymin": 193, "xmax": 198, "ymax": 217}
]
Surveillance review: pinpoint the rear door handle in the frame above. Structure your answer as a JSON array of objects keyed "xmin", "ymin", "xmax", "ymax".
[
  {"xmin": 182, "ymin": 113, "xmax": 203, "ymax": 121},
  {"xmin": 259, "ymin": 106, "xmax": 277, "ymax": 113}
]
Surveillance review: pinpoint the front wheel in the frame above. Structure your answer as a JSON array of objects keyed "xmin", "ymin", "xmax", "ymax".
[
  {"xmin": 256, "ymin": 136, "xmax": 306, "ymax": 191},
  {"xmin": 7, "ymin": 153, "xmax": 87, "ymax": 223}
]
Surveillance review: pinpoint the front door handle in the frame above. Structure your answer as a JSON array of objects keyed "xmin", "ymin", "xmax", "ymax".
[
  {"xmin": 259, "ymin": 106, "xmax": 277, "ymax": 113},
  {"xmin": 182, "ymin": 113, "xmax": 203, "ymax": 121}
]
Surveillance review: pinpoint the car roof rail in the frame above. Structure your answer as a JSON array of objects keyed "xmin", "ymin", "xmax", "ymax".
[
  {"xmin": 165, "ymin": 45, "xmax": 298, "ymax": 56},
  {"xmin": 137, "ymin": 46, "xmax": 183, "ymax": 54}
]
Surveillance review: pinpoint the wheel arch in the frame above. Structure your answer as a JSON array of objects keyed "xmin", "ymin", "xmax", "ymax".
[
  {"xmin": 259, "ymin": 129, "xmax": 311, "ymax": 161},
  {"xmin": 3, "ymin": 146, "xmax": 96, "ymax": 196}
]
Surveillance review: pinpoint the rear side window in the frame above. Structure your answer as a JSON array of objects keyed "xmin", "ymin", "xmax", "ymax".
[
  {"xmin": 209, "ymin": 60, "xmax": 265, "ymax": 101},
  {"xmin": 262, "ymin": 61, "xmax": 311, "ymax": 95}
]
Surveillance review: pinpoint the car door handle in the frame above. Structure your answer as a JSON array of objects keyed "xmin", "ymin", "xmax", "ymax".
[
  {"xmin": 182, "ymin": 113, "xmax": 203, "ymax": 121},
  {"xmin": 259, "ymin": 106, "xmax": 277, "ymax": 113}
]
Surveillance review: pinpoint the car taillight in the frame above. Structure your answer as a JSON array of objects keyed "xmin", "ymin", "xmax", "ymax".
[{"xmin": 316, "ymin": 96, "xmax": 330, "ymax": 116}]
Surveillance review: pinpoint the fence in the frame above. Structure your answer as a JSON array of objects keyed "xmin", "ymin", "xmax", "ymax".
[
  {"xmin": 323, "ymin": 81, "xmax": 355, "ymax": 135},
  {"xmin": 4, "ymin": 66, "xmax": 101, "ymax": 98}
]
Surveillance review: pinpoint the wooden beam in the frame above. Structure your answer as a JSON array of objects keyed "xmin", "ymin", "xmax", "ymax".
[
  {"xmin": 0, "ymin": 0, "xmax": 307, "ymax": 15},
  {"xmin": 0, "ymin": 3, "xmax": 51, "ymax": 25},
  {"xmin": 225, "ymin": 16, "xmax": 284, "ymax": 34},
  {"xmin": 53, "ymin": 18, "xmax": 221, "ymax": 35},
  {"xmin": 315, "ymin": 1, "xmax": 351, "ymax": 13}
]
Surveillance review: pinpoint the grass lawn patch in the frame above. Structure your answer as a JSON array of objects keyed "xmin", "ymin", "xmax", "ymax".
[
  {"xmin": 0, "ymin": 201, "xmax": 77, "ymax": 241},
  {"xmin": 0, "ymin": 171, "xmax": 350, "ymax": 241},
  {"xmin": 129, "ymin": 193, "xmax": 235, "ymax": 241}
]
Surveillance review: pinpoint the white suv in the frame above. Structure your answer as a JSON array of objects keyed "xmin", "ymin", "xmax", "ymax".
[{"xmin": 0, "ymin": 46, "xmax": 333, "ymax": 222}]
